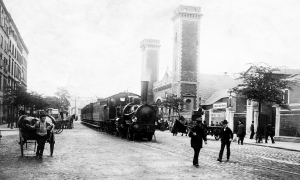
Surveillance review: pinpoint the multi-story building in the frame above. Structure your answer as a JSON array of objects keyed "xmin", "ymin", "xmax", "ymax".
[{"xmin": 0, "ymin": 0, "xmax": 29, "ymax": 124}]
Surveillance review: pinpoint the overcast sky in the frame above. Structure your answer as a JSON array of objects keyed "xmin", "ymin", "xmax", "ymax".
[{"xmin": 3, "ymin": 0, "xmax": 300, "ymax": 107}]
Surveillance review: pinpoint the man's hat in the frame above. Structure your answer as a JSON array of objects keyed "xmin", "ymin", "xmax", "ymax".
[{"xmin": 222, "ymin": 120, "xmax": 228, "ymax": 124}]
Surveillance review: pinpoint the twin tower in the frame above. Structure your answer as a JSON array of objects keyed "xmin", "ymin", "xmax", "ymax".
[{"xmin": 141, "ymin": 5, "xmax": 202, "ymax": 111}]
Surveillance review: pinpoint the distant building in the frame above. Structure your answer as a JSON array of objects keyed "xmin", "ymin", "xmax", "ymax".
[{"xmin": 0, "ymin": 0, "xmax": 29, "ymax": 124}]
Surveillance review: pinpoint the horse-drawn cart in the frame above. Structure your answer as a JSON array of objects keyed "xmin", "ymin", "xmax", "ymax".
[
  {"xmin": 206, "ymin": 126, "xmax": 223, "ymax": 140},
  {"xmin": 18, "ymin": 116, "xmax": 55, "ymax": 157}
]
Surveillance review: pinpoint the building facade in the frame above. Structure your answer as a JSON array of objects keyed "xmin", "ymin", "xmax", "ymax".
[
  {"xmin": 153, "ymin": 5, "xmax": 202, "ymax": 115},
  {"xmin": 0, "ymin": 0, "xmax": 29, "ymax": 124}
]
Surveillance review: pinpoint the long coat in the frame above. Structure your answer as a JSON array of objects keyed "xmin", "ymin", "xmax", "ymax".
[
  {"xmin": 220, "ymin": 126, "xmax": 233, "ymax": 143},
  {"xmin": 237, "ymin": 124, "xmax": 246, "ymax": 137},
  {"xmin": 189, "ymin": 124, "xmax": 207, "ymax": 149}
]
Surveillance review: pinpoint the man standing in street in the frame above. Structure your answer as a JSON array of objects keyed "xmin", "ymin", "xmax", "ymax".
[
  {"xmin": 189, "ymin": 118, "xmax": 207, "ymax": 167},
  {"xmin": 237, "ymin": 120, "xmax": 246, "ymax": 145},
  {"xmin": 217, "ymin": 120, "xmax": 233, "ymax": 162},
  {"xmin": 250, "ymin": 121, "xmax": 255, "ymax": 139}
]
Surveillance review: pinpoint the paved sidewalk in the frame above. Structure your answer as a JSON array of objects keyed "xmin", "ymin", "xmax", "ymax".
[
  {"xmin": 0, "ymin": 124, "xmax": 18, "ymax": 137},
  {"xmin": 207, "ymin": 135, "xmax": 300, "ymax": 152}
]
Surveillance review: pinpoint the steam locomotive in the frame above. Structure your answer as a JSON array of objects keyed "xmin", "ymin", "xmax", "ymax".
[{"xmin": 81, "ymin": 92, "xmax": 157, "ymax": 141}]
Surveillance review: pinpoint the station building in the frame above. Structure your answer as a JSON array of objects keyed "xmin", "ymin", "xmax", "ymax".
[
  {"xmin": 0, "ymin": 0, "xmax": 29, "ymax": 124},
  {"xmin": 140, "ymin": 5, "xmax": 300, "ymax": 142}
]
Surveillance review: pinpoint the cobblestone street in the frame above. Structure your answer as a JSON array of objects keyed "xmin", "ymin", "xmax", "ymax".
[{"xmin": 1, "ymin": 121, "xmax": 300, "ymax": 180}]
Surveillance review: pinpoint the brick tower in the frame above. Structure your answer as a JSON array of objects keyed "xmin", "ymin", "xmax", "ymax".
[
  {"xmin": 140, "ymin": 39, "xmax": 160, "ymax": 102},
  {"xmin": 171, "ymin": 6, "xmax": 202, "ymax": 110}
]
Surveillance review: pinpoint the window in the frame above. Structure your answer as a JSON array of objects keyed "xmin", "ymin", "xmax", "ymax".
[
  {"xmin": 283, "ymin": 89, "xmax": 289, "ymax": 104},
  {"xmin": 8, "ymin": 58, "xmax": 10, "ymax": 73},
  {"xmin": 185, "ymin": 99, "xmax": 192, "ymax": 110}
]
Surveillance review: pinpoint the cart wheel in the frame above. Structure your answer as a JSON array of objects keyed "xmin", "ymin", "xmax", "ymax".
[
  {"xmin": 214, "ymin": 129, "xmax": 221, "ymax": 140},
  {"xmin": 55, "ymin": 124, "xmax": 63, "ymax": 134},
  {"xmin": 20, "ymin": 137, "xmax": 24, "ymax": 157},
  {"xmin": 50, "ymin": 133, "xmax": 55, "ymax": 156}
]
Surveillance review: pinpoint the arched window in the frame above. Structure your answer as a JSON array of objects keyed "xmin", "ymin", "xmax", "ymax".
[{"xmin": 185, "ymin": 99, "xmax": 192, "ymax": 110}]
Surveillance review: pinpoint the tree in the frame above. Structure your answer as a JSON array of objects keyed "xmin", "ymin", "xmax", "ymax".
[
  {"xmin": 44, "ymin": 96, "xmax": 61, "ymax": 109},
  {"xmin": 55, "ymin": 87, "xmax": 70, "ymax": 111},
  {"xmin": 161, "ymin": 95, "xmax": 184, "ymax": 117},
  {"xmin": 3, "ymin": 84, "xmax": 30, "ymax": 119},
  {"xmin": 232, "ymin": 64, "xmax": 300, "ymax": 122},
  {"xmin": 3, "ymin": 84, "xmax": 49, "ymax": 117},
  {"xmin": 28, "ymin": 91, "xmax": 49, "ymax": 110}
]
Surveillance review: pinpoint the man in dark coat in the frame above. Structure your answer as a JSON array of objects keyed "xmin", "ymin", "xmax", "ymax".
[
  {"xmin": 256, "ymin": 124, "xmax": 263, "ymax": 143},
  {"xmin": 237, "ymin": 120, "xmax": 246, "ymax": 145},
  {"xmin": 265, "ymin": 122, "xmax": 275, "ymax": 144},
  {"xmin": 250, "ymin": 121, "xmax": 255, "ymax": 139},
  {"xmin": 189, "ymin": 118, "xmax": 207, "ymax": 167},
  {"xmin": 217, "ymin": 120, "xmax": 233, "ymax": 162}
]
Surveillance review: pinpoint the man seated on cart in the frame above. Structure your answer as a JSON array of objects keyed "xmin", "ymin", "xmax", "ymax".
[{"xmin": 26, "ymin": 114, "xmax": 54, "ymax": 158}]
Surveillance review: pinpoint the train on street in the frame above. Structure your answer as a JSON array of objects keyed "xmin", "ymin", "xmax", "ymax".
[{"xmin": 81, "ymin": 92, "xmax": 157, "ymax": 141}]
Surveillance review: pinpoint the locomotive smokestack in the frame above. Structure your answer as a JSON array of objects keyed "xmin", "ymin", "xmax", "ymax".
[{"xmin": 141, "ymin": 81, "xmax": 149, "ymax": 103}]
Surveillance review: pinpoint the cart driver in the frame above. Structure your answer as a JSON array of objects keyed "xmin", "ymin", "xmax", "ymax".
[{"xmin": 26, "ymin": 114, "xmax": 54, "ymax": 158}]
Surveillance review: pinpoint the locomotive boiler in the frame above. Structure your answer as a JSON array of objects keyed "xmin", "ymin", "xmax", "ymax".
[{"xmin": 121, "ymin": 103, "xmax": 156, "ymax": 141}]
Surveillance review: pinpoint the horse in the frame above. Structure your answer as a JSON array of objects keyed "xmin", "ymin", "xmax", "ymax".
[{"xmin": 171, "ymin": 119, "xmax": 188, "ymax": 136}]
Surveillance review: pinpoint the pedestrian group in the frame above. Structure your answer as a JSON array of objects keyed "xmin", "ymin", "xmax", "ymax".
[{"xmin": 188, "ymin": 118, "xmax": 275, "ymax": 167}]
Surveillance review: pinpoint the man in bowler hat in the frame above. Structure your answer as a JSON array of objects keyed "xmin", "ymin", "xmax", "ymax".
[
  {"xmin": 189, "ymin": 118, "xmax": 207, "ymax": 167},
  {"xmin": 217, "ymin": 120, "xmax": 233, "ymax": 162}
]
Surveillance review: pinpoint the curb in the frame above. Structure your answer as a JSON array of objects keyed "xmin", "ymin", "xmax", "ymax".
[
  {"xmin": 207, "ymin": 138, "xmax": 300, "ymax": 152},
  {"xmin": 243, "ymin": 141, "xmax": 300, "ymax": 152}
]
